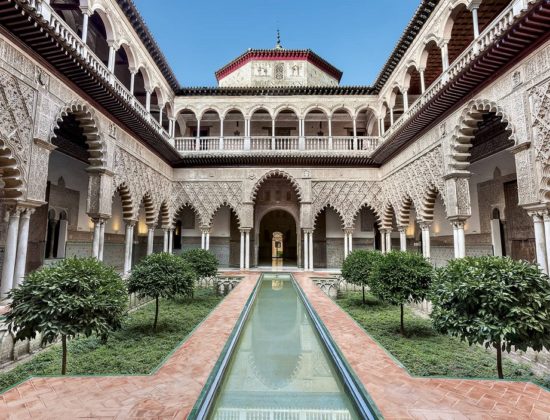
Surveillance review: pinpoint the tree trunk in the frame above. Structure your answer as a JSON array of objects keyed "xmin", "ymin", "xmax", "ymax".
[
  {"xmin": 61, "ymin": 335, "xmax": 67, "ymax": 375},
  {"xmin": 362, "ymin": 285, "xmax": 365, "ymax": 304},
  {"xmin": 496, "ymin": 341, "xmax": 504, "ymax": 379},
  {"xmin": 400, "ymin": 304, "xmax": 405, "ymax": 336},
  {"xmin": 153, "ymin": 296, "xmax": 159, "ymax": 332}
]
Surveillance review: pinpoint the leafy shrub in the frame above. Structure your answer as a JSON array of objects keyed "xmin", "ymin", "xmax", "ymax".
[
  {"xmin": 341, "ymin": 250, "xmax": 382, "ymax": 303},
  {"xmin": 431, "ymin": 256, "xmax": 550, "ymax": 378},
  {"xmin": 181, "ymin": 248, "xmax": 219, "ymax": 279},
  {"xmin": 369, "ymin": 251, "xmax": 433, "ymax": 335},
  {"xmin": 128, "ymin": 253, "xmax": 194, "ymax": 331},
  {"xmin": 6, "ymin": 257, "xmax": 127, "ymax": 374}
]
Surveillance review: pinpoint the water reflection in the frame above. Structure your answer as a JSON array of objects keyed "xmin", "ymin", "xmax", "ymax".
[{"xmin": 209, "ymin": 274, "xmax": 359, "ymax": 419}]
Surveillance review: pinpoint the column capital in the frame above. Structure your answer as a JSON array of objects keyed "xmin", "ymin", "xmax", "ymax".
[
  {"xmin": 397, "ymin": 225, "xmax": 407, "ymax": 233},
  {"xmin": 303, "ymin": 228, "xmax": 314, "ymax": 234},
  {"xmin": 124, "ymin": 219, "xmax": 138, "ymax": 227},
  {"xmin": 147, "ymin": 223, "xmax": 157, "ymax": 230},
  {"xmin": 450, "ymin": 220, "xmax": 466, "ymax": 229},
  {"xmin": 419, "ymin": 222, "xmax": 432, "ymax": 230},
  {"xmin": 468, "ymin": 0, "xmax": 482, "ymax": 11},
  {"xmin": 343, "ymin": 228, "xmax": 354, "ymax": 235},
  {"xmin": 239, "ymin": 227, "xmax": 251, "ymax": 234}
]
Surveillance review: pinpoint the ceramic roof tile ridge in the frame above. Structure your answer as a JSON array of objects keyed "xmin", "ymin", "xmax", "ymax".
[
  {"xmin": 372, "ymin": 0, "xmax": 440, "ymax": 93},
  {"xmin": 115, "ymin": 0, "xmax": 180, "ymax": 92}
]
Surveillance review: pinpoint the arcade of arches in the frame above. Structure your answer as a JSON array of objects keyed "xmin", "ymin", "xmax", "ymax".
[{"xmin": 1, "ymin": 0, "xmax": 550, "ymax": 304}]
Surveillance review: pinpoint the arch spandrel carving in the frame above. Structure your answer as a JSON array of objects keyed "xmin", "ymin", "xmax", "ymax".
[
  {"xmin": 380, "ymin": 147, "xmax": 446, "ymax": 224},
  {"xmin": 171, "ymin": 181, "xmax": 243, "ymax": 228},
  {"xmin": 112, "ymin": 148, "xmax": 171, "ymax": 221},
  {"xmin": 249, "ymin": 169, "xmax": 304, "ymax": 202},
  {"xmin": 311, "ymin": 181, "xmax": 383, "ymax": 229}
]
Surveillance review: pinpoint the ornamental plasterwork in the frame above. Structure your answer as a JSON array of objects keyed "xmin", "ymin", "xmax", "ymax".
[
  {"xmin": 171, "ymin": 181, "xmax": 243, "ymax": 227},
  {"xmin": 381, "ymin": 146, "xmax": 446, "ymax": 224},
  {"xmin": 113, "ymin": 148, "xmax": 171, "ymax": 220},
  {"xmin": 0, "ymin": 67, "xmax": 36, "ymax": 192},
  {"xmin": 311, "ymin": 181, "xmax": 383, "ymax": 229},
  {"xmin": 530, "ymin": 78, "xmax": 550, "ymax": 200}
]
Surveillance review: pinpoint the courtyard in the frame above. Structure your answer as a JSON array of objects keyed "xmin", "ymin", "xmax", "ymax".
[{"xmin": 1, "ymin": 0, "xmax": 550, "ymax": 417}]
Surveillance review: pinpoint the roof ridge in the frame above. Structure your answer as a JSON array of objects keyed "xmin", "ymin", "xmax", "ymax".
[{"xmin": 372, "ymin": 0, "xmax": 440, "ymax": 93}]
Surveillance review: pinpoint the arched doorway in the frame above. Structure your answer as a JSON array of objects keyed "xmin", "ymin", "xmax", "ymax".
[{"xmin": 258, "ymin": 210, "xmax": 297, "ymax": 266}]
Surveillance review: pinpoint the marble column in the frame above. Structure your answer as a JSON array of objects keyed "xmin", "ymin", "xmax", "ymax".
[
  {"xmin": 163, "ymin": 229, "xmax": 169, "ymax": 252},
  {"xmin": 13, "ymin": 208, "xmax": 33, "ymax": 288},
  {"xmin": 348, "ymin": 230, "xmax": 353, "ymax": 254},
  {"xmin": 385, "ymin": 229, "xmax": 392, "ymax": 253},
  {"xmin": 205, "ymin": 230, "xmax": 210, "ymax": 251},
  {"xmin": 81, "ymin": 11, "xmax": 90, "ymax": 43},
  {"xmin": 399, "ymin": 227, "xmax": 407, "ymax": 251},
  {"xmin": 532, "ymin": 213, "xmax": 548, "ymax": 274},
  {"xmin": 201, "ymin": 230, "xmax": 205, "ymax": 250},
  {"xmin": 98, "ymin": 219, "xmax": 106, "ymax": 261},
  {"xmin": 452, "ymin": 220, "xmax": 466, "ymax": 258},
  {"xmin": 240, "ymin": 230, "xmax": 245, "ymax": 270},
  {"xmin": 91, "ymin": 218, "xmax": 101, "ymax": 259},
  {"xmin": 147, "ymin": 225, "xmax": 155, "ymax": 255},
  {"xmin": 168, "ymin": 228, "xmax": 174, "ymax": 254},
  {"xmin": 543, "ymin": 213, "xmax": 550, "ymax": 274},
  {"xmin": 123, "ymin": 221, "xmax": 135, "ymax": 275},
  {"xmin": 469, "ymin": 1, "xmax": 481, "ymax": 38},
  {"xmin": 419, "ymin": 69, "xmax": 426, "ymax": 93},
  {"xmin": 344, "ymin": 231, "xmax": 349, "ymax": 259},
  {"xmin": 245, "ymin": 230, "xmax": 250, "ymax": 269},
  {"xmin": 1, "ymin": 208, "xmax": 21, "ymax": 298},
  {"xmin": 308, "ymin": 230, "xmax": 314, "ymax": 271},
  {"xmin": 304, "ymin": 230, "xmax": 309, "ymax": 270},
  {"xmin": 380, "ymin": 230, "xmax": 386, "ymax": 253},
  {"xmin": 420, "ymin": 223, "xmax": 431, "ymax": 259}
]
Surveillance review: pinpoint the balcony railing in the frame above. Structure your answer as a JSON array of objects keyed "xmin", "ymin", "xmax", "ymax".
[
  {"xmin": 174, "ymin": 136, "xmax": 381, "ymax": 153},
  {"xmin": 381, "ymin": 0, "xmax": 520, "ymax": 141},
  {"xmin": 22, "ymin": 0, "xmax": 171, "ymax": 142}
]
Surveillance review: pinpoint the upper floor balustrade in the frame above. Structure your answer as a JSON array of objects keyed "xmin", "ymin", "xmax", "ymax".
[
  {"xmin": 174, "ymin": 136, "xmax": 380, "ymax": 153},
  {"xmin": 16, "ymin": 0, "xmax": 173, "ymax": 141}
]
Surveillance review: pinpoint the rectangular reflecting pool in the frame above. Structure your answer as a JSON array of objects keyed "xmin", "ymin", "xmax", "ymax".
[{"xmin": 206, "ymin": 273, "xmax": 366, "ymax": 419}]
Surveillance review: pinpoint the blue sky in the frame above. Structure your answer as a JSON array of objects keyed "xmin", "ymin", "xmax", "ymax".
[{"xmin": 133, "ymin": 0, "xmax": 421, "ymax": 87}]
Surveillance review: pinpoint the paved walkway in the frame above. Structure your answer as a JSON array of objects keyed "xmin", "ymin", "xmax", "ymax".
[
  {"xmin": 293, "ymin": 272, "xmax": 550, "ymax": 420},
  {"xmin": 0, "ymin": 272, "xmax": 261, "ymax": 419},
  {"xmin": 1, "ymin": 271, "xmax": 549, "ymax": 419}
]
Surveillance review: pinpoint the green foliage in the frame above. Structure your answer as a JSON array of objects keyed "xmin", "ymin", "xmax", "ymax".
[
  {"xmin": 369, "ymin": 251, "xmax": 433, "ymax": 306},
  {"xmin": 7, "ymin": 257, "xmax": 127, "ymax": 345},
  {"xmin": 341, "ymin": 250, "xmax": 382, "ymax": 288},
  {"xmin": 181, "ymin": 248, "xmax": 219, "ymax": 279},
  {"xmin": 0, "ymin": 289, "xmax": 222, "ymax": 392},
  {"xmin": 431, "ymin": 256, "xmax": 550, "ymax": 355},
  {"xmin": 337, "ymin": 291, "xmax": 548, "ymax": 388},
  {"xmin": 128, "ymin": 253, "xmax": 195, "ymax": 330},
  {"xmin": 369, "ymin": 251, "xmax": 433, "ymax": 334},
  {"xmin": 128, "ymin": 252, "xmax": 195, "ymax": 300},
  {"xmin": 6, "ymin": 257, "xmax": 127, "ymax": 374}
]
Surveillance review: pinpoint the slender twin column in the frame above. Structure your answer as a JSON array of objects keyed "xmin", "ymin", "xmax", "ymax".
[
  {"xmin": 147, "ymin": 225, "xmax": 155, "ymax": 255},
  {"xmin": 91, "ymin": 217, "xmax": 107, "ymax": 261},
  {"xmin": 200, "ymin": 228, "xmax": 211, "ymax": 250},
  {"xmin": 398, "ymin": 227, "xmax": 407, "ymax": 251},
  {"xmin": 123, "ymin": 220, "xmax": 137, "ymax": 275},
  {"xmin": 168, "ymin": 228, "xmax": 174, "ymax": 253},
  {"xmin": 343, "ymin": 229, "xmax": 353, "ymax": 259},
  {"xmin": 385, "ymin": 229, "xmax": 392, "ymax": 253},
  {"xmin": 420, "ymin": 223, "xmax": 431, "ymax": 259},
  {"xmin": 240, "ymin": 229, "xmax": 250, "ymax": 270},
  {"xmin": 451, "ymin": 220, "xmax": 466, "ymax": 259},
  {"xmin": 303, "ymin": 229, "xmax": 314, "ymax": 271},
  {"xmin": 531, "ymin": 212, "xmax": 548, "ymax": 274}
]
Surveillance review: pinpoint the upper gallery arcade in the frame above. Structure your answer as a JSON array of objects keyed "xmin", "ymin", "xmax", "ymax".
[{"xmin": 0, "ymin": 0, "xmax": 550, "ymax": 297}]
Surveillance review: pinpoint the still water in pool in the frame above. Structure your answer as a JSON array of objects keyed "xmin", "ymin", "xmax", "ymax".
[{"xmin": 209, "ymin": 273, "xmax": 360, "ymax": 419}]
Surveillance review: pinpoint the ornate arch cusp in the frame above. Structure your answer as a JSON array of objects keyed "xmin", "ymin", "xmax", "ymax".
[
  {"xmin": 449, "ymin": 99, "xmax": 516, "ymax": 171},
  {"xmin": 51, "ymin": 101, "xmax": 107, "ymax": 169},
  {"xmin": 250, "ymin": 169, "xmax": 303, "ymax": 202}
]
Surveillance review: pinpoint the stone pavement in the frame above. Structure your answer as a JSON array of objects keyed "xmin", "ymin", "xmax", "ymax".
[
  {"xmin": 1, "ymin": 271, "xmax": 549, "ymax": 419},
  {"xmin": 294, "ymin": 272, "xmax": 550, "ymax": 419},
  {"xmin": 0, "ymin": 272, "xmax": 260, "ymax": 419}
]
